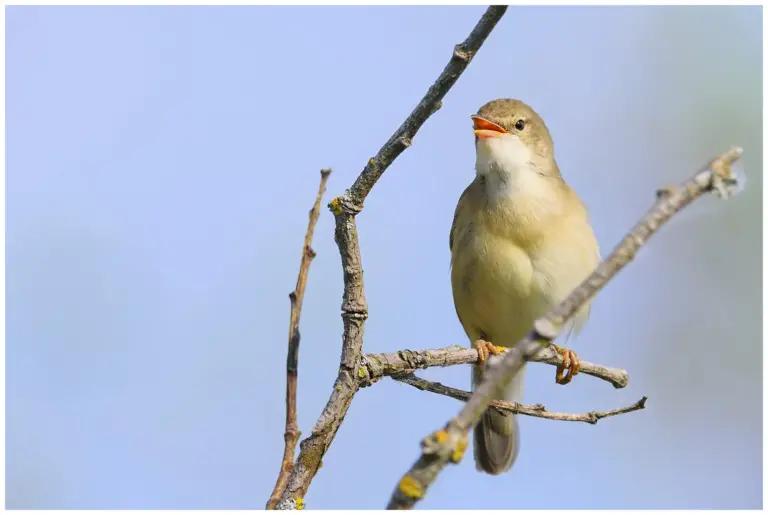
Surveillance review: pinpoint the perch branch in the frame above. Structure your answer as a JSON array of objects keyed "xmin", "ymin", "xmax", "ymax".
[
  {"xmin": 275, "ymin": 7, "xmax": 508, "ymax": 509},
  {"xmin": 266, "ymin": 169, "xmax": 332, "ymax": 510},
  {"xmin": 393, "ymin": 373, "xmax": 647, "ymax": 424},
  {"xmin": 362, "ymin": 344, "xmax": 628, "ymax": 389},
  {"xmin": 387, "ymin": 146, "xmax": 745, "ymax": 510}
]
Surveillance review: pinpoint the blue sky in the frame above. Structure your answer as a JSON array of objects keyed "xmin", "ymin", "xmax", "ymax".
[{"xmin": 7, "ymin": 5, "xmax": 762, "ymax": 509}]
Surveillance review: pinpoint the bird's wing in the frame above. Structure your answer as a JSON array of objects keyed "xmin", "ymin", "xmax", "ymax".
[{"xmin": 449, "ymin": 179, "xmax": 478, "ymax": 252}]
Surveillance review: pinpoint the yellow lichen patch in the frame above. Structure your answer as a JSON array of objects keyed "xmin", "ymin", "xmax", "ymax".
[
  {"xmin": 335, "ymin": 385, "xmax": 342, "ymax": 391},
  {"xmin": 330, "ymin": 197, "xmax": 343, "ymax": 215},
  {"xmin": 451, "ymin": 437, "xmax": 468, "ymax": 464},
  {"xmin": 433, "ymin": 429, "xmax": 449, "ymax": 444},
  {"xmin": 398, "ymin": 475, "xmax": 424, "ymax": 499},
  {"xmin": 295, "ymin": 497, "xmax": 305, "ymax": 510},
  {"xmin": 358, "ymin": 367, "xmax": 367, "ymax": 378},
  {"xmin": 369, "ymin": 158, "xmax": 375, "ymax": 166}
]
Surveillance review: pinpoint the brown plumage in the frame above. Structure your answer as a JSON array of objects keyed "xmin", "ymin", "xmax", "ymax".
[{"xmin": 450, "ymin": 99, "xmax": 600, "ymax": 475}]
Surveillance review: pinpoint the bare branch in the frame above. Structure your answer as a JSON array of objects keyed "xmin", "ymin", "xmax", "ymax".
[
  {"xmin": 276, "ymin": 203, "xmax": 365, "ymax": 509},
  {"xmin": 266, "ymin": 169, "xmax": 332, "ymax": 510},
  {"xmin": 275, "ymin": 7, "xmax": 508, "ymax": 509},
  {"xmin": 345, "ymin": 5, "xmax": 508, "ymax": 207},
  {"xmin": 386, "ymin": 146, "xmax": 745, "ymax": 510},
  {"xmin": 363, "ymin": 345, "xmax": 628, "ymax": 389},
  {"xmin": 393, "ymin": 373, "xmax": 647, "ymax": 424}
]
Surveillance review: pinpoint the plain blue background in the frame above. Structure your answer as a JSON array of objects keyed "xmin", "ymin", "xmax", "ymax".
[{"xmin": 7, "ymin": 5, "xmax": 762, "ymax": 509}]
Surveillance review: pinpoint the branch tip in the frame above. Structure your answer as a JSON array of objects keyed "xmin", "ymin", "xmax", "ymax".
[
  {"xmin": 346, "ymin": 5, "xmax": 509, "ymax": 204},
  {"xmin": 266, "ymin": 169, "xmax": 332, "ymax": 509}
]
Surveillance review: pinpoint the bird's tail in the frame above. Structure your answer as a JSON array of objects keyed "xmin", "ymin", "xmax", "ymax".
[{"xmin": 472, "ymin": 358, "xmax": 525, "ymax": 475}]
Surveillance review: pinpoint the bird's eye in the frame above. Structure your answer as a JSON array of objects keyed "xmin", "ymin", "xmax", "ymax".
[{"xmin": 514, "ymin": 119, "xmax": 526, "ymax": 131}]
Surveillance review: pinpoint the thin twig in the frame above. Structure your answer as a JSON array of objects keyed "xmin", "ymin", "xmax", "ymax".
[
  {"xmin": 266, "ymin": 169, "xmax": 332, "ymax": 510},
  {"xmin": 275, "ymin": 6, "xmax": 508, "ymax": 509},
  {"xmin": 338, "ymin": 5, "xmax": 508, "ymax": 210},
  {"xmin": 362, "ymin": 345, "xmax": 628, "ymax": 389},
  {"xmin": 386, "ymin": 146, "xmax": 745, "ymax": 510},
  {"xmin": 393, "ymin": 373, "xmax": 647, "ymax": 424}
]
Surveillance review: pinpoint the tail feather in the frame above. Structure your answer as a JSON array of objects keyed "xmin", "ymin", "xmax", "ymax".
[{"xmin": 472, "ymin": 359, "xmax": 525, "ymax": 475}]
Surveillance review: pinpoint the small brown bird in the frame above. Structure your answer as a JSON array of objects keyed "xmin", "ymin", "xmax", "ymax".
[{"xmin": 449, "ymin": 99, "xmax": 600, "ymax": 475}]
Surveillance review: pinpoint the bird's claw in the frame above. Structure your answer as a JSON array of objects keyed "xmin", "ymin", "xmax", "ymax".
[
  {"xmin": 552, "ymin": 345, "xmax": 580, "ymax": 385},
  {"xmin": 474, "ymin": 339, "xmax": 501, "ymax": 366}
]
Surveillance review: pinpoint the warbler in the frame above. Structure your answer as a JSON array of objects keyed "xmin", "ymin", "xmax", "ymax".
[{"xmin": 449, "ymin": 98, "xmax": 600, "ymax": 474}]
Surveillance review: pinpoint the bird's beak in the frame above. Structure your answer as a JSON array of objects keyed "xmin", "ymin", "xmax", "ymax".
[{"xmin": 472, "ymin": 115, "xmax": 507, "ymax": 140}]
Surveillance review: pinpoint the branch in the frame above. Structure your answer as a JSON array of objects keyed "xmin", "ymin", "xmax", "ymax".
[
  {"xmin": 362, "ymin": 345, "xmax": 628, "ymax": 389},
  {"xmin": 387, "ymin": 146, "xmax": 745, "ymax": 510},
  {"xmin": 340, "ymin": 5, "xmax": 508, "ymax": 209},
  {"xmin": 393, "ymin": 373, "xmax": 647, "ymax": 424},
  {"xmin": 275, "ymin": 7, "xmax": 508, "ymax": 509},
  {"xmin": 266, "ymin": 169, "xmax": 332, "ymax": 510}
]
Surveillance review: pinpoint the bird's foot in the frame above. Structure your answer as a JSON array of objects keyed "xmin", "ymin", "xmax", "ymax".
[
  {"xmin": 551, "ymin": 344, "xmax": 580, "ymax": 385},
  {"xmin": 473, "ymin": 339, "xmax": 502, "ymax": 366}
]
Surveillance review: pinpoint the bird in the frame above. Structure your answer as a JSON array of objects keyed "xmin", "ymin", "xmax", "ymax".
[{"xmin": 449, "ymin": 98, "xmax": 600, "ymax": 475}]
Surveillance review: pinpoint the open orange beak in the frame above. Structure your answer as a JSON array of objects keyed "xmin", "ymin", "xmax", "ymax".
[{"xmin": 472, "ymin": 115, "xmax": 507, "ymax": 140}]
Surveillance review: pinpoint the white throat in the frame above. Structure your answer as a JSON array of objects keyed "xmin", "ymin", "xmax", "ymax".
[{"xmin": 475, "ymin": 134, "xmax": 545, "ymax": 200}]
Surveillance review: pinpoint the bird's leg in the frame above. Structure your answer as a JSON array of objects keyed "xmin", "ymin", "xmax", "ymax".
[
  {"xmin": 551, "ymin": 344, "xmax": 580, "ymax": 385},
  {"xmin": 473, "ymin": 338, "xmax": 502, "ymax": 366}
]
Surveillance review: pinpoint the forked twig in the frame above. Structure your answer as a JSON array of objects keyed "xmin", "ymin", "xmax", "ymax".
[{"xmin": 275, "ymin": 6, "xmax": 509, "ymax": 509}]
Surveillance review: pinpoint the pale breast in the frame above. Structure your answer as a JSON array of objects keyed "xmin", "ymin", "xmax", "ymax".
[
  {"xmin": 450, "ymin": 194, "xmax": 599, "ymax": 348},
  {"xmin": 451, "ymin": 220, "xmax": 549, "ymax": 347}
]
